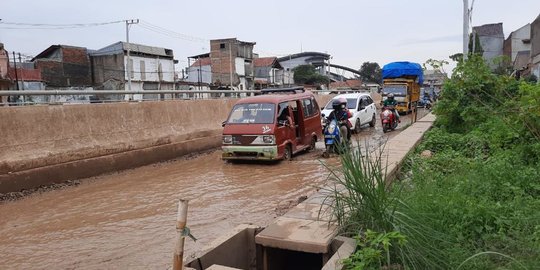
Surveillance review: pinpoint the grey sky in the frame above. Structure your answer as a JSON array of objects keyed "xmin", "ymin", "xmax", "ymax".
[{"xmin": 1, "ymin": 0, "xmax": 539, "ymax": 73}]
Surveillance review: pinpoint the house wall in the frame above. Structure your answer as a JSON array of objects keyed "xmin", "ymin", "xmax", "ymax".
[
  {"xmin": 531, "ymin": 16, "xmax": 540, "ymax": 78},
  {"xmin": 125, "ymin": 55, "xmax": 175, "ymax": 83},
  {"xmin": 35, "ymin": 47, "xmax": 92, "ymax": 88},
  {"xmin": 210, "ymin": 40, "xmax": 237, "ymax": 86},
  {"xmin": 478, "ymin": 35, "xmax": 504, "ymax": 67},
  {"xmin": 0, "ymin": 45, "xmax": 8, "ymax": 80},
  {"xmin": 90, "ymin": 53, "xmax": 125, "ymax": 89},
  {"xmin": 187, "ymin": 64, "xmax": 212, "ymax": 84},
  {"xmin": 510, "ymin": 24, "xmax": 531, "ymax": 61},
  {"xmin": 235, "ymin": 58, "xmax": 245, "ymax": 76}
]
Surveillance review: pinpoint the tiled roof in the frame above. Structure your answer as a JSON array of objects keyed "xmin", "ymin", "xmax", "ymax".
[
  {"xmin": 254, "ymin": 57, "xmax": 277, "ymax": 67},
  {"xmin": 473, "ymin": 23, "xmax": 504, "ymax": 37},
  {"xmin": 329, "ymin": 79, "xmax": 362, "ymax": 89},
  {"xmin": 190, "ymin": 57, "xmax": 211, "ymax": 67}
]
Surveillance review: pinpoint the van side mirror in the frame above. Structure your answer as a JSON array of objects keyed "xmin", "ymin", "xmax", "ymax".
[{"xmin": 222, "ymin": 121, "xmax": 227, "ymax": 127}]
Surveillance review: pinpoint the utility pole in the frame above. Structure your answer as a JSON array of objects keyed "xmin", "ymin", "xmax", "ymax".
[
  {"xmin": 18, "ymin": 53, "xmax": 25, "ymax": 91},
  {"xmin": 125, "ymin": 19, "xmax": 139, "ymax": 97},
  {"xmin": 463, "ymin": 0, "xmax": 469, "ymax": 60},
  {"xmin": 12, "ymin": 51, "xmax": 19, "ymax": 90}
]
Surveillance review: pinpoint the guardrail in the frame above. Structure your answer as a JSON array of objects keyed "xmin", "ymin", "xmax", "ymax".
[{"xmin": 0, "ymin": 89, "xmax": 367, "ymax": 106}]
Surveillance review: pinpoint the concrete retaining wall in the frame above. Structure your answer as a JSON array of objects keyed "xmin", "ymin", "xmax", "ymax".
[{"xmin": 0, "ymin": 95, "xmax": 334, "ymax": 193}]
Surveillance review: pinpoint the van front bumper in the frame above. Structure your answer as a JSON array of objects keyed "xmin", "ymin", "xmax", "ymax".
[{"xmin": 222, "ymin": 145, "xmax": 278, "ymax": 160}]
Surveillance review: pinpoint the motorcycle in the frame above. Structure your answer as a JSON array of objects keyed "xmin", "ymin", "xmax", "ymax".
[
  {"xmin": 420, "ymin": 95, "xmax": 432, "ymax": 110},
  {"xmin": 322, "ymin": 117, "xmax": 349, "ymax": 157},
  {"xmin": 381, "ymin": 106, "xmax": 398, "ymax": 133}
]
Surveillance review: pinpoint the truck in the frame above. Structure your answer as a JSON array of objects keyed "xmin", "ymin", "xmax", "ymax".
[{"xmin": 381, "ymin": 62, "xmax": 423, "ymax": 114}]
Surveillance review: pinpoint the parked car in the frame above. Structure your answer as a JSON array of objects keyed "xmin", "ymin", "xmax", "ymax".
[{"xmin": 321, "ymin": 93, "xmax": 377, "ymax": 133}]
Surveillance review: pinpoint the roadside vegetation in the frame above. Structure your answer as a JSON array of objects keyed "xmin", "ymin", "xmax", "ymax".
[{"xmin": 326, "ymin": 54, "xmax": 540, "ymax": 269}]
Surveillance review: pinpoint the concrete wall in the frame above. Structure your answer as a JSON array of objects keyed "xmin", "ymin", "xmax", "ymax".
[{"xmin": 0, "ymin": 95, "xmax": 333, "ymax": 192}]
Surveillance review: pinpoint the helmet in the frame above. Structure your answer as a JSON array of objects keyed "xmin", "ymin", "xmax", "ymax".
[
  {"xmin": 339, "ymin": 97, "xmax": 347, "ymax": 109},
  {"xmin": 388, "ymin": 93, "xmax": 395, "ymax": 99},
  {"xmin": 332, "ymin": 97, "xmax": 347, "ymax": 110}
]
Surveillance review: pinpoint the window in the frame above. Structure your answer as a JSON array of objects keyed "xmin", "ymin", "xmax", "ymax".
[
  {"xmin": 220, "ymin": 43, "xmax": 226, "ymax": 49},
  {"xmin": 128, "ymin": 59, "xmax": 134, "ymax": 78},
  {"xmin": 227, "ymin": 103, "xmax": 275, "ymax": 124},
  {"xmin": 277, "ymin": 102, "xmax": 290, "ymax": 122},
  {"xmin": 302, "ymin": 98, "xmax": 316, "ymax": 117},
  {"xmin": 140, "ymin": 60, "xmax": 146, "ymax": 81}
]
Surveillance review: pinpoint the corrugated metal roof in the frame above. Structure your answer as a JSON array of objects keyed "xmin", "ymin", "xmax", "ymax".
[{"xmin": 91, "ymin": 42, "xmax": 174, "ymax": 58}]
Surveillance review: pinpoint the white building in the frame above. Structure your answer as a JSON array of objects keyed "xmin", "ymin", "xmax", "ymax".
[{"xmin": 90, "ymin": 42, "xmax": 176, "ymax": 100}]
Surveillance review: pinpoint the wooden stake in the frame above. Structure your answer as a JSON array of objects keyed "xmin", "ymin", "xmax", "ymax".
[{"xmin": 173, "ymin": 199, "xmax": 189, "ymax": 270}]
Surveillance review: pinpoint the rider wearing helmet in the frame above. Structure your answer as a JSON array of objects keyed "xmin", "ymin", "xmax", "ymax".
[
  {"xmin": 327, "ymin": 97, "xmax": 353, "ymax": 141},
  {"xmin": 383, "ymin": 93, "xmax": 400, "ymax": 123}
]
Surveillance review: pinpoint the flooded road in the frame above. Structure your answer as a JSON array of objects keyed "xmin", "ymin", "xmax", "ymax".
[{"xmin": 0, "ymin": 109, "xmax": 428, "ymax": 269}]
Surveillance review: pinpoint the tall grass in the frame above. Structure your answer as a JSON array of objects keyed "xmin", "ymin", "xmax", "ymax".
[{"xmin": 321, "ymin": 141, "xmax": 449, "ymax": 269}]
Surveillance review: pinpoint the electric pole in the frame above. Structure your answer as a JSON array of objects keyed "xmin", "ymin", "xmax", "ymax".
[
  {"xmin": 463, "ymin": 0, "xmax": 469, "ymax": 60},
  {"xmin": 125, "ymin": 19, "xmax": 139, "ymax": 96}
]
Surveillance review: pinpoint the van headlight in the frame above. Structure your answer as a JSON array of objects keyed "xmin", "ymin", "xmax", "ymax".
[
  {"xmin": 252, "ymin": 135, "xmax": 275, "ymax": 145},
  {"xmin": 263, "ymin": 135, "xmax": 275, "ymax": 144},
  {"xmin": 223, "ymin": 135, "xmax": 233, "ymax": 144}
]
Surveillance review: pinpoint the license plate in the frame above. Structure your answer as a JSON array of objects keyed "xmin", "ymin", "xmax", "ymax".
[
  {"xmin": 325, "ymin": 139, "xmax": 334, "ymax": 144},
  {"xmin": 324, "ymin": 135, "xmax": 335, "ymax": 138}
]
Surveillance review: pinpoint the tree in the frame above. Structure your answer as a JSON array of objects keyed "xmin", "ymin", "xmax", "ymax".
[
  {"xmin": 292, "ymin": 65, "xmax": 330, "ymax": 85},
  {"xmin": 423, "ymin": 58, "xmax": 449, "ymax": 74},
  {"xmin": 358, "ymin": 62, "xmax": 382, "ymax": 83}
]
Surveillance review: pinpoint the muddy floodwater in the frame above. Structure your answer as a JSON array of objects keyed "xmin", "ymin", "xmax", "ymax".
[{"xmin": 0, "ymin": 110, "xmax": 428, "ymax": 269}]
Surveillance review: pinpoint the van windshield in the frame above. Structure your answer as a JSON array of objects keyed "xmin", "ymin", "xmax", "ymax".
[
  {"xmin": 227, "ymin": 103, "xmax": 275, "ymax": 124},
  {"xmin": 325, "ymin": 98, "xmax": 357, "ymax": 110}
]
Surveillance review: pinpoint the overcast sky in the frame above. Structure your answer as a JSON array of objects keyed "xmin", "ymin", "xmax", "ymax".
[{"xmin": 1, "ymin": 0, "xmax": 540, "ymax": 74}]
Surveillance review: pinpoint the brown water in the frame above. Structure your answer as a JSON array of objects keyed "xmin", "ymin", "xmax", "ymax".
[{"xmin": 0, "ymin": 109, "xmax": 428, "ymax": 270}]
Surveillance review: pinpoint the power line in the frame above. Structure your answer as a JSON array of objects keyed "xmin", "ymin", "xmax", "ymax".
[{"xmin": 0, "ymin": 20, "xmax": 123, "ymax": 30}]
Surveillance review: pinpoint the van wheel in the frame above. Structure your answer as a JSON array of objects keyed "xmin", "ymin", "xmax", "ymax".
[
  {"xmin": 369, "ymin": 114, "xmax": 376, "ymax": 127},
  {"xmin": 308, "ymin": 137, "xmax": 316, "ymax": 151},
  {"xmin": 283, "ymin": 145, "xmax": 292, "ymax": 161},
  {"xmin": 354, "ymin": 119, "xmax": 361, "ymax": 133}
]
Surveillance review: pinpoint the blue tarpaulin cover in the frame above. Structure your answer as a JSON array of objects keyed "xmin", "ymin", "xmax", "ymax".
[{"xmin": 382, "ymin": 62, "xmax": 424, "ymax": 85}]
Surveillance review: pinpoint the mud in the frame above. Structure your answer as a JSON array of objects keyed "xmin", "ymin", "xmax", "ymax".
[{"xmin": 0, "ymin": 108, "xmax": 429, "ymax": 270}]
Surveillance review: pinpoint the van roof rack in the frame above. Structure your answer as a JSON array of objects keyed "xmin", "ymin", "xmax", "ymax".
[{"xmin": 260, "ymin": 86, "xmax": 305, "ymax": 95}]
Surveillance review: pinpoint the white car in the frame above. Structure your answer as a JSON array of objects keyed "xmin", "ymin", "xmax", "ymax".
[{"xmin": 321, "ymin": 93, "xmax": 377, "ymax": 133}]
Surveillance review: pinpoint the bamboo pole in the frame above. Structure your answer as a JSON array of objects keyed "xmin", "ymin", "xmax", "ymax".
[{"xmin": 173, "ymin": 200, "xmax": 189, "ymax": 270}]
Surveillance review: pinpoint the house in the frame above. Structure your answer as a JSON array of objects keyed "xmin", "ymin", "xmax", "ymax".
[
  {"xmin": 472, "ymin": 23, "xmax": 504, "ymax": 69},
  {"xmin": 503, "ymin": 23, "xmax": 531, "ymax": 71},
  {"xmin": 32, "ymin": 45, "xmax": 92, "ymax": 89},
  {"xmin": 253, "ymin": 57, "xmax": 283, "ymax": 89},
  {"xmin": 186, "ymin": 53, "xmax": 212, "ymax": 85},
  {"xmin": 209, "ymin": 38, "xmax": 256, "ymax": 90},
  {"xmin": 90, "ymin": 42, "xmax": 176, "ymax": 98},
  {"xmin": 531, "ymin": 14, "xmax": 540, "ymax": 79}
]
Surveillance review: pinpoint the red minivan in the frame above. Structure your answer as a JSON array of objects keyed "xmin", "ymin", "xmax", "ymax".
[{"xmin": 222, "ymin": 87, "xmax": 323, "ymax": 161}]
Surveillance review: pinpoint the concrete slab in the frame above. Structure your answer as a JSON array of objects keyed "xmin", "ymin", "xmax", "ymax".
[
  {"xmin": 255, "ymin": 216, "xmax": 338, "ymax": 253},
  {"xmin": 283, "ymin": 202, "xmax": 334, "ymax": 222}
]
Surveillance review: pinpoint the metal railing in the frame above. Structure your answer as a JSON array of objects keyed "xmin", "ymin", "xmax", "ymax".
[{"xmin": 0, "ymin": 89, "xmax": 366, "ymax": 106}]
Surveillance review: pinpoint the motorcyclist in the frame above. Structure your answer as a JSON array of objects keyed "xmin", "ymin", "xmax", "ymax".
[
  {"xmin": 327, "ymin": 97, "xmax": 352, "ymax": 141},
  {"xmin": 383, "ymin": 93, "xmax": 400, "ymax": 123}
]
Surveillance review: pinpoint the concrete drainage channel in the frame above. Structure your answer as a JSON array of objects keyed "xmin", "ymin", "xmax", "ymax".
[{"xmin": 183, "ymin": 113, "xmax": 436, "ymax": 270}]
